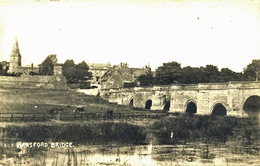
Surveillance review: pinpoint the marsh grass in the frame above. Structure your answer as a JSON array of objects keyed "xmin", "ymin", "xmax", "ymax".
[
  {"xmin": 151, "ymin": 113, "xmax": 260, "ymax": 146},
  {"xmin": 4, "ymin": 121, "xmax": 146, "ymax": 145},
  {"xmin": 2, "ymin": 114, "xmax": 259, "ymax": 148}
]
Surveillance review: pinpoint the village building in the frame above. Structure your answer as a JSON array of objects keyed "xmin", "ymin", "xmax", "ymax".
[
  {"xmin": 101, "ymin": 63, "xmax": 150, "ymax": 89},
  {"xmin": 87, "ymin": 61, "xmax": 111, "ymax": 84}
]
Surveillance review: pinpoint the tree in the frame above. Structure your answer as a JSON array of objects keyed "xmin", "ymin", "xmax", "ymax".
[
  {"xmin": 154, "ymin": 61, "xmax": 182, "ymax": 85},
  {"xmin": 75, "ymin": 61, "xmax": 92, "ymax": 82},
  {"xmin": 203, "ymin": 65, "xmax": 220, "ymax": 83},
  {"xmin": 0, "ymin": 62, "xmax": 4, "ymax": 75},
  {"xmin": 63, "ymin": 59, "xmax": 75, "ymax": 69},
  {"xmin": 76, "ymin": 61, "xmax": 89, "ymax": 70},
  {"xmin": 219, "ymin": 68, "xmax": 243, "ymax": 82},
  {"xmin": 137, "ymin": 68, "xmax": 154, "ymax": 86},
  {"xmin": 0, "ymin": 61, "xmax": 11, "ymax": 76},
  {"xmin": 62, "ymin": 60, "xmax": 92, "ymax": 83},
  {"xmin": 151, "ymin": 61, "xmax": 253, "ymax": 85},
  {"xmin": 243, "ymin": 59, "xmax": 260, "ymax": 81},
  {"xmin": 48, "ymin": 54, "xmax": 58, "ymax": 64},
  {"xmin": 62, "ymin": 59, "xmax": 76, "ymax": 83},
  {"xmin": 39, "ymin": 54, "xmax": 58, "ymax": 75},
  {"xmin": 178, "ymin": 66, "xmax": 204, "ymax": 84}
]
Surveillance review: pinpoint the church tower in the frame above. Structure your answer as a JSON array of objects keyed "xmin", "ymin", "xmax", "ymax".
[{"xmin": 9, "ymin": 38, "xmax": 21, "ymax": 73}]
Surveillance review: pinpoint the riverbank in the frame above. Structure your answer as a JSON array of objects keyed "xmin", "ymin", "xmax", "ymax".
[
  {"xmin": 0, "ymin": 114, "xmax": 259, "ymax": 165},
  {"xmin": 151, "ymin": 114, "xmax": 260, "ymax": 147},
  {"xmin": 2, "ymin": 114, "xmax": 260, "ymax": 147}
]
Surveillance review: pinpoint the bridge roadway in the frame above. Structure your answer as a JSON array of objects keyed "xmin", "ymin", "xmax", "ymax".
[{"xmin": 100, "ymin": 81, "xmax": 260, "ymax": 119}]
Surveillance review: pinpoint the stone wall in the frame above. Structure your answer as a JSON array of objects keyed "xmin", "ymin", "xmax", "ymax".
[
  {"xmin": 101, "ymin": 85, "xmax": 172, "ymax": 110},
  {"xmin": 0, "ymin": 74, "xmax": 67, "ymax": 90},
  {"xmin": 170, "ymin": 81, "xmax": 260, "ymax": 117},
  {"xmin": 77, "ymin": 88, "xmax": 100, "ymax": 96},
  {"xmin": 227, "ymin": 81, "xmax": 260, "ymax": 117},
  {"xmin": 101, "ymin": 81, "xmax": 260, "ymax": 117}
]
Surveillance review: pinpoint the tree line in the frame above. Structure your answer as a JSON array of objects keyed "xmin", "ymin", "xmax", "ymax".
[
  {"xmin": 38, "ymin": 54, "xmax": 92, "ymax": 83},
  {"xmin": 0, "ymin": 54, "xmax": 92, "ymax": 83},
  {"xmin": 1, "ymin": 53, "xmax": 259, "ymax": 86},
  {"xmin": 137, "ymin": 60, "xmax": 260, "ymax": 86}
]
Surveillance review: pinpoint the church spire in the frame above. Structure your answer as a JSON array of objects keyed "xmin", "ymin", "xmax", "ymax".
[
  {"xmin": 10, "ymin": 37, "xmax": 21, "ymax": 57},
  {"xmin": 9, "ymin": 37, "xmax": 22, "ymax": 72}
]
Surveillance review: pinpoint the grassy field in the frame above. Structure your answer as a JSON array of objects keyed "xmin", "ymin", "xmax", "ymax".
[{"xmin": 0, "ymin": 88, "xmax": 155, "ymax": 115}]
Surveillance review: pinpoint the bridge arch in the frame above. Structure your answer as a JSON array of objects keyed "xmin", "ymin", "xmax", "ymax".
[
  {"xmin": 185, "ymin": 100, "xmax": 197, "ymax": 114},
  {"xmin": 163, "ymin": 99, "xmax": 171, "ymax": 111},
  {"xmin": 210, "ymin": 102, "xmax": 227, "ymax": 116},
  {"xmin": 129, "ymin": 97, "xmax": 134, "ymax": 106},
  {"xmin": 145, "ymin": 99, "xmax": 152, "ymax": 110},
  {"xmin": 243, "ymin": 95, "xmax": 260, "ymax": 121}
]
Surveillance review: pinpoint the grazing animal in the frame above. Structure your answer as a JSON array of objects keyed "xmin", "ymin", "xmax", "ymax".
[
  {"xmin": 74, "ymin": 106, "xmax": 85, "ymax": 113},
  {"xmin": 49, "ymin": 107, "xmax": 64, "ymax": 114},
  {"xmin": 105, "ymin": 110, "xmax": 113, "ymax": 119}
]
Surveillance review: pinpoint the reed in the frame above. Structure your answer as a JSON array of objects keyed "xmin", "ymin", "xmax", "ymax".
[
  {"xmin": 151, "ymin": 114, "xmax": 260, "ymax": 146},
  {"xmin": 4, "ymin": 121, "xmax": 146, "ymax": 145}
]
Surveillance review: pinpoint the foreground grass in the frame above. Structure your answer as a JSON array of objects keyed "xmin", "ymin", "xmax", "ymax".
[{"xmin": 3, "ymin": 114, "xmax": 260, "ymax": 147}]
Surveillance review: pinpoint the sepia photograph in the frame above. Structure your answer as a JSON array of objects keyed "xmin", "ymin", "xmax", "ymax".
[{"xmin": 0, "ymin": 0, "xmax": 259, "ymax": 165}]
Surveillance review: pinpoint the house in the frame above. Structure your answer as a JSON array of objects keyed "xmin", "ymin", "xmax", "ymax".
[
  {"xmin": 87, "ymin": 61, "xmax": 111, "ymax": 84},
  {"xmin": 101, "ymin": 63, "xmax": 150, "ymax": 89}
]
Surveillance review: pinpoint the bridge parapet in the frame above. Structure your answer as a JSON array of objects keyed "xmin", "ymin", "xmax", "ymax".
[
  {"xmin": 198, "ymin": 83, "xmax": 229, "ymax": 90},
  {"xmin": 115, "ymin": 86, "xmax": 172, "ymax": 92},
  {"xmin": 153, "ymin": 85, "xmax": 172, "ymax": 91},
  {"xmin": 228, "ymin": 81, "xmax": 260, "ymax": 89},
  {"xmin": 112, "ymin": 87, "xmax": 155, "ymax": 92},
  {"xmin": 171, "ymin": 81, "xmax": 260, "ymax": 91},
  {"xmin": 172, "ymin": 84, "xmax": 198, "ymax": 90},
  {"xmin": 134, "ymin": 87, "xmax": 154, "ymax": 91}
]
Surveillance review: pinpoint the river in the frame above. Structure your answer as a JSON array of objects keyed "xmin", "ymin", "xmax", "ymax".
[{"xmin": 1, "ymin": 143, "xmax": 259, "ymax": 166}]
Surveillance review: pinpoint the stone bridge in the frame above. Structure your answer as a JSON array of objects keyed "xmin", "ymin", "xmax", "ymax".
[{"xmin": 100, "ymin": 81, "xmax": 260, "ymax": 119}]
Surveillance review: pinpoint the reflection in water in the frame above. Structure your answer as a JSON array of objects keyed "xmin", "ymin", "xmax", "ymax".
[{"xmin": 0, "ymin": 143, "xmax": 259, "ymax": 166}]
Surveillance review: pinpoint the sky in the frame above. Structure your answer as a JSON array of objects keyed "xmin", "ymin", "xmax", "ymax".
[{"xmin": 0, "ymin": 0, "xmax": 260, "ymax": 72}]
